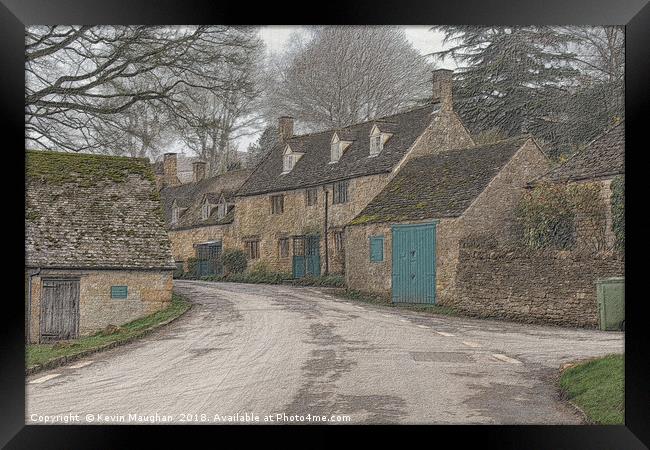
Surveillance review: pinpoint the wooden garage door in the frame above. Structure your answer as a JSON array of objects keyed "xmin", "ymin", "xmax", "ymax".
[{"xmin": 40, "ymin": 279, "xmax": 80, "ymax": 342}]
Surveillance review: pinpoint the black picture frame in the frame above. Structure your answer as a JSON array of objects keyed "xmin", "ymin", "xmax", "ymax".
[{"xmin": 3, "ymin": 0, "xmax": 648, "ymax": 447}]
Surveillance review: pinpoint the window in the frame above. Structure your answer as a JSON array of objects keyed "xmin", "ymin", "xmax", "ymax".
[
  {"xmin": 370, "ymin": 134, "xmax": 382, "ymax": 156},
  {"xmin": 306, "ymin": 188, "xmax": 318, "ymax": 206},
  {"xmin": 282, "ymin": 145, "xmax": 302, "ymax": 173},
  {"xmin": 202, "ymin": 201, "xmax": 210, "ymax": 220},
  {"xmin": 217, "ymin": 203, "xmax": 226, "ymax": 219},
  {"xmin": 369, "ymin": 236, "xmax": 384, "ymax": 262},
  {"xmin": 171, "ymin": 207, "xmax": 179, "ymax": 224},
  {"xmin": 279, "ymin": 238, "xmax": 289, "ymax": 258},
  {"xmin": 334, "ymin": 231, "xmax": 344, "ymax": 253},
  {"xmin": 331, "ymin": 135, "xmax": 341, "ymax": 162},
  {"xmin": 270, "ymin": 195, "xmax": 284, "ymax": 214},
  {"xmin": 111, "ymin": 285, "xmax": 128, "ymax": 299},
  {"xmin": 293, "ymin": 236, "xmax": 305, "ymax": 256},
  {"xmin": 333, "ymin": 180, "xmax": 349, "ymax": 204},
  {"xmin": 245, "ymin": 240, "xmax": 260, "ymax": 260}
]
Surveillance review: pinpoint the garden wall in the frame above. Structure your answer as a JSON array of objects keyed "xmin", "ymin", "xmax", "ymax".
[{"xmin": 450, "ymin": 242, "xmax": 624, "ymax": 328}]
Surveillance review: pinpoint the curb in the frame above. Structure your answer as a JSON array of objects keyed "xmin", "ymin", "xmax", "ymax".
[{"xmin": 26, "ymin": 302, "xmax": 192, "ymax": 376}]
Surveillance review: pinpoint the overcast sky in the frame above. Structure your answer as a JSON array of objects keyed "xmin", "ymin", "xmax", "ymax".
[{"xmin": 216, "ymin": 26, "xmax": 455, "ymax": 154}]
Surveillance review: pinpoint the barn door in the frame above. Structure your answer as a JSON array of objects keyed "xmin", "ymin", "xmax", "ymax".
[
  {"xmin": 40, "ymin": 279, "xmax": 80, "ymax": 342},
  {"xmin": 305, "ymin": 236, "xmax": 321, "ymax": 276},
  {"xmin": 391, "ymin": 223, "xmax": 436, "ymax": 304}
]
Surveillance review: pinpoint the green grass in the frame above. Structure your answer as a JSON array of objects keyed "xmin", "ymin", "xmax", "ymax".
[
  {"xmin": 559, "ymin": 353, "xmax": 624, "ymax": 424},
  {"xmin": 338, "ymin": 289, "xmax": 459, "ymax": 316},
  {"xmin": 27, "ymin": 293, "xmax": 191, "ymax": 370}
]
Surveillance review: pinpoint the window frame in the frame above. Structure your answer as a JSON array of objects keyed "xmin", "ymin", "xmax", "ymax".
[
  {"xmin": 332, "ymin": 180, "xmax": 349, "ymax": 204},
  {"xmin": 306, "ymin": 188, "xmax": 318, "ymax": 206},
  {"xmin": 270, "ymin": 194, "xmax": 284, "ymax": 214},
  {"xmin": 278, "ymin": 237, "xmax": 290, "ymax": 258},
  {"xmin": 245, "ymin": 240, "xmax": 260, "ymax": 260},
  {"xmin": 334, "ymin": 230, "xmax": 344, "ymax": 253},
  {"xmin": 369, "ymin": 235, "xmax": 385, "ymax": 262}
]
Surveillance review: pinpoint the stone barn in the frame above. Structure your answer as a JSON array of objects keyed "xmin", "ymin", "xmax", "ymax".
[
  {"xmin": 25, "ymin": 150, "xmax": 175, "ymax": 343},
  {"xmin": 345, "ymin": 135, "xmax": 549, "ymax": 305}
]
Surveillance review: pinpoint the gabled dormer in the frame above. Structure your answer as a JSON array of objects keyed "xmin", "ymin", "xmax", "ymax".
[
  {"xmin": 330, "ymin": 132, "xmax": 353, "ymax": 163},
  {"xmin": 369, "ymin": 124, "xmax": 393, "ymax": 157},
  {"xmin": 282, "ymin": 144, "xmax": 304, "ymax": 174},
  {"xmin": 171, "ymin": 198, "xmax": 188, "ymax": 225}
]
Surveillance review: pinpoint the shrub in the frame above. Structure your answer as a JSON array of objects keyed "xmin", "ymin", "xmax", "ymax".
[
  {"xmin": 517, "ymin": 183, "xmax": 576, "ymax": 250},
  {"xmin": 611, "ymin": 175, "xmax": 624, "ymax": 253},
  {"xmin": 221, "ymin": 249, "xmax": 247, "ymax": 275},
  {"xmin": 291, "ymin": 275, "xmax": 345, "ymax": 288},
  {"xmin": 185, "ymin": 257, "xmax": 199, "ymax": 279}
]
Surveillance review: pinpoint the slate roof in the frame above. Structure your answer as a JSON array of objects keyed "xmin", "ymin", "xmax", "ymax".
[
  {"xmin": 350, "ymin": 136, "xmax": 533, "ymax": 225},
  {"xmin": 25, "ymin": 150, "xmax": 175, "ymax": 270},
  {"xmin": 237, "ymin": 103, "xmax": 441, "ymax": 196},
  {"xmin": 159, "ymin": 168, "xmax": 251, "ymax": 230},
  {"xmin": 534, "ymin": 121, "xmax": 624, "ymax": 185}
]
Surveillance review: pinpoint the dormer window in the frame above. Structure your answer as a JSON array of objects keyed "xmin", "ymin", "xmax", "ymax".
[
  {"xmin": 171, "ymin": 207, "xmax": 179, "ymax": 225},
  {"xmin": 369, "ymin": 125, "xmax": 391, "ymax": 156},
  {"xmin": 282, "ymin": 145, "xmax": 303, "ymax": 174},
  {"xmin": 330, "ymin": 132, "xmax": 352, "ymax": 163},
  {"xmin": 201, "ymin": 200, "xmax": 211, "ymax": 220}
]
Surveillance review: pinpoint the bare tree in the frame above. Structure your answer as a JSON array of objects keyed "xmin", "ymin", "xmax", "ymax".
[
  {"xmin": 25, "ymin": 25, "xmax": 261, "ymax": 155},
  {"xmin": 175, "ymin": 35, "xmax": 264, "ymax": 175},
  {"xmin": 264, "ymin": 26, "xmax": 434, "ymax": 132}
]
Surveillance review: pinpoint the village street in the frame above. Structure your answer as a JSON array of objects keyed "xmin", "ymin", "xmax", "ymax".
[{"xmin": 26, "ymin": 281, "xmax": 623, "ymax": 425}]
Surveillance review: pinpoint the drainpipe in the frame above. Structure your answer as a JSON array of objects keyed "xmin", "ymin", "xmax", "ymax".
[
  {"xmin": 323, "ymin": 187, "xmax": 329, "ymax": 276},
  {"xmin": 27, "ymin": 267, "xmax": 41, "ymax": 344}
]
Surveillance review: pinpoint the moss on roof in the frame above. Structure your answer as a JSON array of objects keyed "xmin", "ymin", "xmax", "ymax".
[{"xmin": 26, "ymin": 150, "xmax": 155, "ymax": 187}]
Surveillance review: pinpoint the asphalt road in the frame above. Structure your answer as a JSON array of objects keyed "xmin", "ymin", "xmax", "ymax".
[{"xmin": 26, "ymin": 280, "xmax": 624, "ymax": 425}]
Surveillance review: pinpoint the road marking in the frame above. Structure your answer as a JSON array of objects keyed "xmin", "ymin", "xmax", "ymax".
[
  {"xmin": 399, "ymin": 319, "xmax": 408, "ymax": 323},
  {"xmin": 381, "ymin": 314, "xmax": 392, "ymax": 318},
  {"xmin": 416, "ymin": 325, "xmax": 428, "ymax": 329},
  {"xmin": 69, "ymin": 360, "xmax": 93, "ymax": 369},
  {"xmin": 29, "ymin": 374, "xmax": 61, "ymax": 384},
  {"xmin": 492, "ymin": 354, "xmax": 522, "ymax": 364},
  {"xmin": 436, "ymin": 331, "xmax": 455, "ymax": 337},
  {"xmin": 462, "ymin": 341, "xmax": 481, "ymax": 348}
]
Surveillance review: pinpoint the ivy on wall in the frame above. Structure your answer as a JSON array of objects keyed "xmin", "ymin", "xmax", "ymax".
[
  {"xmin": 517, "ymin": 182, "xmax": 606, "ymax": 251},
  {"xmin": 611, "ymin": 175, "xmax": 625, "ymax": 252}
]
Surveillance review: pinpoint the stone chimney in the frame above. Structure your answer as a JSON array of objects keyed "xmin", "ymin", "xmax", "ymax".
[
  {"xmin": 432, "ymin": 69, "xmax": 454, "ymax": 112},
  {"xmin": 278, "ymin": 116, "xmax": 294, "ymax": 142},
  {"xmin": 163, "ymin": 152, "xmax": 179, "ymax": 187},
  {"xmin": 192, "ymin": 161, "xmax": 207, "ymax": 183}
]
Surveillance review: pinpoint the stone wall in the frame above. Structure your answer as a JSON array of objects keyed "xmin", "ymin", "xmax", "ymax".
[
  {"xmin": 168, "ymin": 224, "xmax": 229, "ymax": 267},
  {"xmin": 28, "ymin": 268, "xmax": 172, "ymax": 343},
  {"xmin": 450, "ymin": 243, "xmax": 624, "ymax": 328}
]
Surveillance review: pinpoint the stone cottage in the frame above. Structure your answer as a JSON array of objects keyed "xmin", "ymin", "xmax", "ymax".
[
  {"xmin": 447, "ymin": 122, "xmax": 625, "ymax": 327},
  {"xmin": 157, "ymin": 153, "xmax": 252, "ymax": 276},
  {"xmin": 345, "ymin": 135, "xmax": 549, "ymax": 304},
  {"xmin": 232, "ymin": 69, "xmax": 475, "ymax": 277},
  {"xmin": 529, "ymin": 120, "xmax": 625, "ymax": 252},
  {"xmin": 25, "ymin": 150, "xmax": 175, "ymax": 343}
]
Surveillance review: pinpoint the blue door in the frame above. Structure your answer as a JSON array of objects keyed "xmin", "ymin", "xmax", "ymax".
[
  {"xmin": 391, "ymin": 222, "xmax": 436, "ymax": 304},
  {"xmin": 292, "ymin": 235, "xmax": 320, "ymax": 278}
]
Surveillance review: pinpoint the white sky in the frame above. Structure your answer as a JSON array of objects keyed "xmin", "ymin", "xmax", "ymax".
[{"xmin": 236, "ymin": 26, "xmax": 456, "ymax": 151}]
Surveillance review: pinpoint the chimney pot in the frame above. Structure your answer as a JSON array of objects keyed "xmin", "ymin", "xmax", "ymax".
[
  {"xmin": 432, "ymin": 69, "xmax": 454, "ymax": 111},
  {"xmin": 192, "ymin": 161, "xmax": 207, "ymax": 183},
  {"xmin": 162, "ymin": 153, "xmax": 179, "ymax": 187},
  {"xmin": 278, "ymin": 116, "xmax": 294, "ymax": 141}
]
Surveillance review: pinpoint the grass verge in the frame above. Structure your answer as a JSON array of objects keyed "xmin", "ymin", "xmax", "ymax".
[
  {"xmin": 559, "ymin": 353, "xmax": 624, "ymax": 424},
  {"xmin": 337, "ymin": 289, "xmax": 459, "ymax": 316},
  {"xmin": 26, "ymin": 292, "xmax": 191, "ymax": 374}
]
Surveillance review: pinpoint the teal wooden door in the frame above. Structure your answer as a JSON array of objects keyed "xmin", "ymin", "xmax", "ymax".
[
  {"xmin": 391, "ymin": 223, "xmax": 436, "ymax": 304},
  {"xmin": 293, "ymin": 235, "xmax": 320, "ymax": 278},
  {"xmin": 306, "ymin": 236, "xmax": 321, "ymax": 276}
]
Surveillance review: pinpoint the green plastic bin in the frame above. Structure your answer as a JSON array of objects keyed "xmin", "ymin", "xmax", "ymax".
[{"xmin": 596, "ymin": 277, "xmax": 625, "ymax": 331}]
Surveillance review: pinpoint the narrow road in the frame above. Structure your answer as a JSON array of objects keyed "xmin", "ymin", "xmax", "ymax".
[{"xmin": 26, "ymin": 280, "xmax": 623, "ymax": 424}]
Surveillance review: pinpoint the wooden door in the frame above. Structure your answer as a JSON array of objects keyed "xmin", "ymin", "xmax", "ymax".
[{"xmin": 40, "ymin": 279, "xmax": 80, "ymax": 342}]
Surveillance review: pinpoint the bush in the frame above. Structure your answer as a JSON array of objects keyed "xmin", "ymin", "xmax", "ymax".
[
  {"xmin": 517, "ymin": 183, "xmax": 576, "ymax": 250},
  {"xmin": 221, "ymin": 249, "xmax": 247, "ymax": 275},
  {"xmin": 185, "ymin": 257, "xmax": 199, "ymax": 278},
  {"xmin": 611, "ymin": 175, "xmax": 624, "ymax": 253}
]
